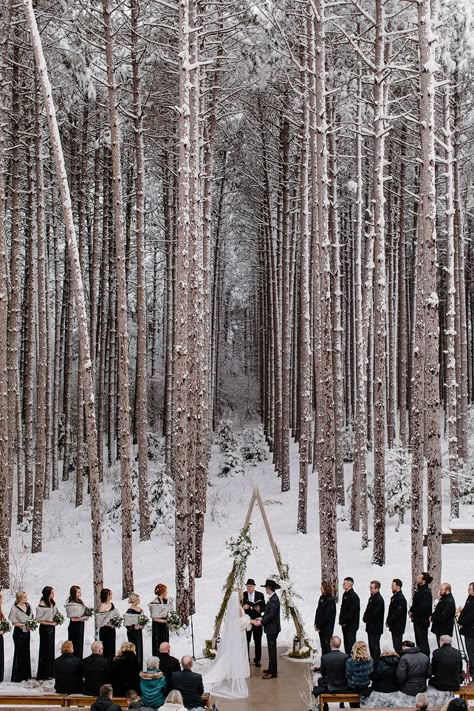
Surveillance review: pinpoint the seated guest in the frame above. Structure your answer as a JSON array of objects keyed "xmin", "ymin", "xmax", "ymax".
[
  {"xmin": 158, "ymin": 690, "xmax": 186, "ymax": 711},
  {"xmin": 312, "ymin": 635, "xmax": 349, "ymax": 702},
  {"xmin": 171, "ymin": 656, "xmax": 204, "ymax": 710},
  {"xmin": 396, "ymin": 640, "xmax": 431, "ymax": 696},
  {"xmin": 54, "ymin": 640, "xmax": 83, "ymax": 694},
  {"xmin": 446, "ymin": 700, "xmax": 468, "ymax": 711},
  {"xmin": 158, "ymin": 642, "xmax": 180, "ymax": 694},
  {"xmin": 371, "ymin": 646, "xmax": 399, "ymax": 693},
  {"xmin": 90, "ymin": 684, "xmax": 121, "ymax": 711},
  {"xmin": 125, "ymin": 688, "xmax": 155, "ymax": 711},
  {"xmin": 429, "ymin": 635, "xmax": 463, "ymax": 691},
  {"xmin": 415, "ymin": 692, "xmax": 429, "ymax": 711},
  {"xmin": 83, "ymin": 641, "xmax": 110, "ymax": 696},
  {"xmin": 111, "ymin": 642, "xmax": 141, "ymax": 697},
  {"xmin": 346, "ymin": 641, "xmax": 373, "ymax": 696},
  {"xmin": 140, "ymin": 656, "xmax": 167, "ymax": 709}
]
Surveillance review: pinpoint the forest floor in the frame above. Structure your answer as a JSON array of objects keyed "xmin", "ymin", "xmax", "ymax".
[{"xmin": 1, "ymin": 421, "xmax": 473, "ymax": 696}]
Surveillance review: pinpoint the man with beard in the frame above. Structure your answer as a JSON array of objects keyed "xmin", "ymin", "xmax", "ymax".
[
  {"xmin": 339, "ymin": 577, "xmax": 360, "ymax": 655},
  {"xmin": 363, "ymin": 581, "xmax": 385, "ymax": 662},
  {"xmin": 386, "ymin": 579, "xmax": 407, "ymax": 653},
  {"xmin": 409, "ymin": 572, "xmax": 433, "ymax": 657},
  {"xmin": 430, "ymin": 583, "xmax": 456, "ymax": 647}
]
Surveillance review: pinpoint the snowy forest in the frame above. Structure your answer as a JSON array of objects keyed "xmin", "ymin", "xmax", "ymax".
[{"xmin": 0, "ymin": 0, "xmax": 473, "ymax": 630}]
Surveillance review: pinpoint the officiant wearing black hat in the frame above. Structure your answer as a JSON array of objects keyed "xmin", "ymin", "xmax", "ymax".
[
  {"xmin": 242, "ymin": 578, "xmax": 266, "ymax": 667},
  {"xmin": 254, "ymin": 579, "xmax": 281, "ymax": 679}
]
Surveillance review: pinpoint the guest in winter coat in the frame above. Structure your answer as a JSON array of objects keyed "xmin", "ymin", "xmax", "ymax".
[
  {"xmin": 140, "ymin": 657, "xmax": 167, "ymax": 709},
  {"xmin": 409, "ymin": 573, "xmax": 433, "ymax": 657},
  {"xmin": 110, "ymin": 642, "xmax": 141, "ymax": 697},
  {"xmin": 386, "ymin": 579, "xmax": 407, "ymax": 653},
  {"xmin": 429, "ymin": 635, "xmax": 463, "ymax": 691},
  {"xmin": 339, "ymin": 578, "xmax": 360, "ymax": 655},
  {"xmin": 125, "ymin": 689, "xmax": 155, "ymax": 711},
  {"xmin": 90, "ymin": 684, "xmax": 122, "ymax": 711},
  {"xmin": 458, "ymin": 582, "xmax": 474, "ymax": 678},
  {"xmin": 54, "ymin": 640, "xmax": 83, "ymax": 693},
  {"xmin": 396, "ymin": 640, "xmax": 431, "ymax": 696},
  {"xmin": 363, "ymin": 581, "xmax": 385, "ymax": 662},
  {"xmin": 371, "ymin": 647, "xmax": 399, "ymax": 693},
  {"xmin": 345, "ymin": 641, "xmax": 373, "ymax": 695},
  {"xmin": 83, "ymin": 642, "xmax": 111, "ymax": 696},
  {"xmin": 431, "ymin": 583, "xmax": 456, "ymax": 646},
  {"xmin": 158, "ymin": 690, "xmax": 186, "ymax": 711},
  {"xmin": 312, "ymin": 635, "xmax": 349, "ymax": 699},
  {"xmin": 314, "ymin": 581, "xmax": 337, "ymax": 656}
]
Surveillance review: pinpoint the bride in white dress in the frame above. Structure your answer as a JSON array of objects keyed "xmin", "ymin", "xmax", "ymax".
[{"xmin": 203, "ymin": 590, "xmax": 251, "ymax": 698}]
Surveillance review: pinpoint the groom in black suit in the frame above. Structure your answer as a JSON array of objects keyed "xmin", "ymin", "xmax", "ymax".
[
  {"xmin": 255, "ymin": 578, "xmax": 281, "ymax": 679},
  {"xmin": 242, "ymin": 578, "xmax": 266, "ymax": 668}
]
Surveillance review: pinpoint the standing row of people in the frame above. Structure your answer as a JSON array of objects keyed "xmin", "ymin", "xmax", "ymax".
[
  {"xmin": 315, "ymin": 574, "xmax": 474, "ymax": 673},
  {"xmin": 0, "ymin": 583, "xmax": 172, "ymax": 684}
]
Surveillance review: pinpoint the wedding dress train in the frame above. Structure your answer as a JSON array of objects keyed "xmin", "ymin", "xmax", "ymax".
[{"xmin": 203, "ymin": 591, "xmax": 250, "ymax": 698}]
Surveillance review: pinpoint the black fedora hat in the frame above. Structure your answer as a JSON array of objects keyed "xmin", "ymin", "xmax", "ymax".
[
  {"xmin": 261, "ymin": 578, "xmax": 281, "ymax": 591},
  {"xmin": 245, "ymin": 578, "xmax": 256, "ymax": 586}
]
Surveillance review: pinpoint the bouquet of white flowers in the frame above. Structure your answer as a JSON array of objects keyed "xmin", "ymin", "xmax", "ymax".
[
  {"xmin": 0, "ymin": 619, "xmax": 11, "ymax": 633},
  {"xmin": 83, "ymin": 607, "xmax": 94, "ymax": 617},
  {"xmin": 53, "ymin": 612, "xmax": 65, "ymax": 625},
  {"xmin": 109, "ymin": 615, "xmax": 123, "ymax": 629},
  {"xmin": 166, "ymin": 611, "xmax": 184, "ymax": 633},
  {"xmin": 138, "ymin": 614, "xmax": 149, "ymax": 627},
  {"xmin": 24, "ymin": 619, "xmax": 38, "ymax": 632}
]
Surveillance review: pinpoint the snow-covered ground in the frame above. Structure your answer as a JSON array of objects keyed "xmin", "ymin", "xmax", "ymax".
[{"xmin": 1, "ymin": 427, "xmax": 473, "ymax": 692}]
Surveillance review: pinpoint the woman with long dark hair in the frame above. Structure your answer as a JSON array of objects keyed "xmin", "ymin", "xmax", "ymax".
[
  {"xmin": 314, "ymin": 580, "xmax": 336, "ymax": 656},
  {"xmin": 150, "ymin": 584, "xmax": 169, "ymax": 657},
  {"xmin": 36, "ymin": 586, "xmax": 59, "ymax": 680},
  {"xmin": 125, "ymin": 593, "xmax": 144, "ymax": 670},
  {"xmin": 96, "ymin": 589, "xmax": 118, "ymax": 664},
  {"xmin": 9, "ymin": 591, "xmax": 33, "ymax": 682},
  {"xmin": 65, "ymin": 585, "xmax": 89, "ymax": 659}
]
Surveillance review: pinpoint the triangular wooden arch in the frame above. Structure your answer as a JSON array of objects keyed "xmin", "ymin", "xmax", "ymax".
[{"xmin": 211, "ymin": 486, "xmax": 304, "ymax": 647}]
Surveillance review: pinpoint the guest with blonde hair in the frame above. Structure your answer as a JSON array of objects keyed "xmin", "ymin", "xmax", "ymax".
[
  {"xmin": 158, "ymin": 690, "xmax": 186, "ymax": 711},
  {"xmin": 345, "ymin": 641, "xmax": 373, "ymax": 696},
  {"xmin": 111, "ymin": 641, "xmax": 140, "ymax": 696},
  {"xmin": 371, "ymin": 646, "xmax": 399, "ymax": 693}
]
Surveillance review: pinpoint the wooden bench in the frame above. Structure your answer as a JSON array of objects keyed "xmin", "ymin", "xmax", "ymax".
[
  {"xmin": 456, "ymin": 685, "xmax": 474, "ymax": 703},
  {"xmin": 0, "ymin": 694, "xmax": 211, "ymax": 711},
  {"xmin": 319, "ymin": 691, "xmax": 360, "ymax": 711}
]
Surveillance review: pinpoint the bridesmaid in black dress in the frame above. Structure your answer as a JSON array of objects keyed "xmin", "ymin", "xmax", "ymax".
[
  {"xmin": 66, "ymin": 585, "xmax": 89, "ymax": 658},
  {"xmin": 97, "ymin": 589, "xmax": 116, "ymax": 664},
  {"xmin": 9, "ymin": 591, "xmax": 33, "ymax": 682},
  {"xmin": 0, "ymin": 592, "xmax": 5, "ymax": 683},
  {"xmin": 125, "ymin": 593, "xmax": 143, "ymax": 670},
  {"xmin": 37, "ymin": 586, "xmax": 58, "ymax": 680},
  {"xmin": 151, "ymin": 583, "xmax": 169, "ymax": 657}
]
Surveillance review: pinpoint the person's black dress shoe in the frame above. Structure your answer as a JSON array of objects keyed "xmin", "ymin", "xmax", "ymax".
[{"xmin": 262, "ymin": 672, "xmax": 278, "ymax": 678}]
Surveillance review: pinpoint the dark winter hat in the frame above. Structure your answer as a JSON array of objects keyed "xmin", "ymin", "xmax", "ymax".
[
  {"xmin": 262, "ymin": 579, "xmax": 281, "ymax": 591},
  {"xmin": 447, "ymin": 700, "xmax": 468, "ymax": 711},
  {"xmin": 246, "ymin": 579, "xmax": 256, "ymax": 586}
]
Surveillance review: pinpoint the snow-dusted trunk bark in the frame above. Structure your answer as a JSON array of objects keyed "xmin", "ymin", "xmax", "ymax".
[
  {"xmin": 397, "ymin": 126, "xmax": 408, "ymax": 447},
  {"xmin": 443, "ymin": 85, "xmax": 459, "ymax": 518},
  {"xmin": 131, "ymin": 0, "xmax": 150, "ymax": 542},
  {"xmin": 280, "ymin": 116, "xmax": 291, "ymax": 493},
  {"xmin": 23, "ymin": 0, "xmax": 104, "ymax": 606},
  {"xmin": 314, "ymin": 0, "xmax": 338, "ymax": 588},
  {"xmin": 297, "ymin": 15, "xmax": 311, "ymax": 534},
  {"xmin": 101, "ymin": 0, "xmax": 134, "ymax": 597},
  {"xmin": 32, "ymin": 80, "xmax": 47, "ymax": 552},
  {"xmin": 24, "ymin": 152, "xmax": 36, "ymax": 515},
  {"xmin": 372, "ymin": 0, "xmax": 387, "ymax": 566},
  {"xmin": 0, "ymin": 9, "xmax": 11, "ymax": 587}
]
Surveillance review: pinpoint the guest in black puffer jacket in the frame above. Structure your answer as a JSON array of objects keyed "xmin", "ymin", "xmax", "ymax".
[
  {"xmin": 54, "ymin": 640, "xmax": 83, "ymax": 693},
  {"xmin": 371, "ymin": 647, "xmax": 399, "ymax": 693},
  {"xmin": 396, "ymin": 640, "xmax": 431, "ymax": 696}
]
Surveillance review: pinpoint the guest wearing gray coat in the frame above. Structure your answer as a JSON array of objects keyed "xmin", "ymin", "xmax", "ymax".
[{"xmin": 396, "ymin": 640, "xmax": 431, "ymax": 696}]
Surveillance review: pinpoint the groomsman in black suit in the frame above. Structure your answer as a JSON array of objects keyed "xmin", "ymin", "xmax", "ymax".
[
  {"xmin": 242, "ymin": 578, "xmax": 266, "ymax": 668},
  {"xmin": 255, "ymin": 579, "xmax": 281, "ymax": 679}
]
